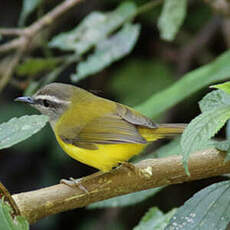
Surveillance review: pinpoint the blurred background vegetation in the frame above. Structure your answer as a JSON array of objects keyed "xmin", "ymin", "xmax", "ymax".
[{"xmin": 0, "ymin": 0, "xmax": 230, "ymax": 229}]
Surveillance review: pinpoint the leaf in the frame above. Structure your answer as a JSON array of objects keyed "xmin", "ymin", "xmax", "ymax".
[
  {"xmin": 165, "ymin": 181, "xmax": 230, "ymax": 230},
  {"xmin": 199, "ymin": 90, "xmax": 230, "ymax": 113},
  {"xmin": 211, "ymin": 81, "xmax": 230, "ymax": 95},
  {"xmin": 135, "ymin": 50, "xmax": 230, "ymax": 118},
  {"xmin": 71, "ymin": 23, "xmax": 140, "ymax": 81},
  {"xmin": 0, "ymin": 199, "xmax": 29, "ymax": 230},
  {"xmin": 214, "ymin": 140, "xmax": 230, "ymax": 152},
  {"xmin": 19, "ymin": 0, "xmax": 43, "ymax": 26},
  {"xmin": 226, "ymin": 120, "xmax": 230, "ymax": 139},
  {"xmin": 211, "ymin": 140, "xmax": 230, "ymax": 162},
  {"xmin": 88, "ymin": 187, "xmax": 162, "ymax": 209},
  {"xmin": 49, "ymin": 2, "xmax": 137, "ymax": 55},
  {"xmin": 134, "ymin": 207, "xmax": 176, "ymax": 230},
  {"xmin": 0, "ymin": 115, "xmax": 49, "ymax": 150},
  {"xmin": 181, "ymin": 105, "xmax": 230, "ymax": 174},
  {"xmin": 16, "ymin": 58, "xmax": 61, "ymax": 76},
  {"xmin": 157, "ymin": 0, "xmax": 187, "ymax": 41}
]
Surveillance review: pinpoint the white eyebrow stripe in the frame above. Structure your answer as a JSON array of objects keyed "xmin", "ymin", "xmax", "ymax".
[{"xmin": 35, "ymin": 95, "xmax": 70, "ymax": 105}]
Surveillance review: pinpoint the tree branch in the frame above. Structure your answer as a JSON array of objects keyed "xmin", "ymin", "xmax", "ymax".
[
  {"xmin": 0, "ymin": 0, "xmax": 84, "ymax": 91},
  {"xmin": 11, "ymin": 148, "xmax": 230, "ymax": 224},
  {"xmin": 0, "ymin": 0, "xmax": 84, "ymax": 54}
]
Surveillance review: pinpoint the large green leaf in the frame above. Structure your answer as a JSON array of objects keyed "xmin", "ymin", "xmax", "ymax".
[
  {"xmin": 166, "ymin": 181, "xmax": 230, "ymax": 230},
  {"xmin": 0, "ymin": 115, "xmax": 48, "ymax": 150},
  {"xmin": 199, "ymin": 90, "xmax": 230, "ymax": 113},
  {"xmin": 49, "ymin": 2, "xmax": 137, "ymax": 55},
  {"xmin": 0, "ymin": 200, "xmax": 29, "ymax": 230},
  {"xmin": 19, "ymin": 0, "xmax": 43, "ymax": 26},
  {"xmin": 211, "ymin": 81, "xmax": 230, "ymax": 95},
  {"xmin": 198, "ymin": 89, "xmax": 230, "ymax": 161},
  {"xmin": 89, "ymin": 187, "xmax": 161, "ymax": 209},
  {"xmin": 135, "ymin": 50, "xmax": 230, "ymax": 118},
  {"xmin": 71, "ymin": 23, "xmax": 140, "ymax": 81},
  {"xmin": 134, "ymin": 207, "xmax": 176, "ymax": 230},
  {"xmin": 157, "ymin": 0, "xmax": 187, "ymax": 41},
  {"xmin": 181, "ymin": 104, "xmax": 230, "ymax": 174}
]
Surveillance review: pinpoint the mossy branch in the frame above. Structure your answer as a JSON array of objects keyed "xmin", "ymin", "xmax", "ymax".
[{"xmin": 10, "ymin": 148, "xmax": 230, "ymax": 224}]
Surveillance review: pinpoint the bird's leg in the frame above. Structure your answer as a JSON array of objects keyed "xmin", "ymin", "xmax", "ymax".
[
  {"xmin": 60, "ymin": 177, "xmax": 89, "ymax": 194},
  {"xmin": 60, "ymin": 171, "xmax": 105, "ymax": 193}
]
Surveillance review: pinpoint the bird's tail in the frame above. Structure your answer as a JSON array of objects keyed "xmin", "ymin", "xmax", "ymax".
[{"xmin": 139, "ymin": 123, "xmax": 186, "ymax": 142}]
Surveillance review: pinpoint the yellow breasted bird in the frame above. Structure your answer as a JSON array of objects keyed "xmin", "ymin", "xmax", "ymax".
[{"xmin": 15, "ymin": 83, "xmax": 185, "ymax": 172}]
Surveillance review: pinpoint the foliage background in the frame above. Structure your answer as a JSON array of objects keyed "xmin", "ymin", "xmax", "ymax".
[{"xmin": 0, "ymin": 0, "xmax": 229, "ymax": 229}]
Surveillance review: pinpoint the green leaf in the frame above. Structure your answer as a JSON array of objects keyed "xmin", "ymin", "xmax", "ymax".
[
  {"xmin": 19, "ymin": 0, "xmax": 43, "ymax": 26},
  {"xmin": 0, "ymin": 199, "xmax": 29, "ymax": 230},
  {"xmin": 71, "ymin": 23, "xmax": 140, "ymax": 81},
  {"xmin": 49, "ymin": 2, "xmax": 137, "ymax": 55},
  {"xmin": 134, "ymin": 207, "xmax": 176, "ymax": 230},
  {"xmin": 0, "ymin": 115, "xmax": 48, "ymax": 150},
  {"xmin": 157, "ymin": 0, "xmax": 187, "ymax": 41},
  {"xmin": 199, "ymin": 90, "xmax": 230, "ymax": 113},
  {"xmin": 212, "ymin": 140, "xmax": 230, "ymax": 162},
  {"xmin": 16, "ymin": 58, "xmax": 61, "ymax": 76},
  {"xmin": 135, "ymin": 50, "xmax": 230, "ymax": 118},
  {"xmin": 226, "ymin": 120, "xmax": 230, "ymax": 139},
  {"xmin": 88, "ymin": 187, "xmax": 161, "ymax": 209},
  {"xmin": 165, "ymin": 181, "xmax": 230, "ymax": 230},
  {"xmin": 214, "ymin": 140, "xmax": 230, "ymax": 152},
  {"xmin": 211, "ymin": 81, "xmax": 230, "ymax": 95},
  {"xmin": 181, "ymin": 105, "xmax": 230, "ymax": 174}
]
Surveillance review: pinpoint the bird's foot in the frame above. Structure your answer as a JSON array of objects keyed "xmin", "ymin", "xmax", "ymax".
[
  {"xmin": 60, "ymin": 177, "xmax": 89, "ymax": 194},
  {"xmin": 120, "ymin": 162, "xmax": 139, "ymax": 174}
]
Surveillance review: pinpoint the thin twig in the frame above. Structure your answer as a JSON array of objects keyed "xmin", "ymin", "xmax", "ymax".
[
  {"xmin": 0, "ymin": 37, "xmax": 25, "ymax": 53},
  {"xmin": 26, "ymin": 0, "xmax": 84, "ymax": 35},
  {"xmin": 0, "ymin": 44, "xmax": 26, "ymax": 91},
  {"xmin": 0, "ymin": 0, "xmax": 84, "ymax": 91},
  {"xmin": 0, "ymin": 28, "xmax": 25, "ymax": 36},
  {"xmin": 12, "ymin": 148, "xmax": 230, "ymax": 224},
  {"xmin": 0, "ymin": 0, "xmax": 84, "ymax": 54},
  {"xmin": 0, "ymin": 0, "xmax": 163, "ymax": 91}
]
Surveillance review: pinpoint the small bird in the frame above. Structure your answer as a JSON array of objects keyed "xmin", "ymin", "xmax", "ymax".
[{"xmin": 15, "ymin": 83, "xmax": 185, "ymax": 173}]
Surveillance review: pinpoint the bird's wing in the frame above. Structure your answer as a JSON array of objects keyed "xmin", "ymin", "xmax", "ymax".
[
  {"xmin": 116, "ymin": 103, "xmax": 157, "ymax": 128},
  {"xmin": 58, "ymin": 104, "xmax": 156, "ymax": 150}
]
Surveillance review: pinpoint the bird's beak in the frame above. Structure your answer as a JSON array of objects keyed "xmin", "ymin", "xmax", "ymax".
[{"xmin": 14, "ymin": 96, "xmax": 35, "ymax": 104}]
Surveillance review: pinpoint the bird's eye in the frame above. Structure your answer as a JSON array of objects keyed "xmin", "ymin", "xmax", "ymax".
[{"xmin": 43, "ymin": 100, "xmax": 50, "ymax": 107}]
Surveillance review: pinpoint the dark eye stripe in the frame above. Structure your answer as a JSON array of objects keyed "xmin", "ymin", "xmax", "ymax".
[{"xmin": 36, "ymin": 99, "xmax": 58, "ymax": 108}]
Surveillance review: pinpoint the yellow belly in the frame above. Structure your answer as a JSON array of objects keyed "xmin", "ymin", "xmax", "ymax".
[{"xmin": 56, "ymin": 135, "xmax": 146, "ymax": 172}]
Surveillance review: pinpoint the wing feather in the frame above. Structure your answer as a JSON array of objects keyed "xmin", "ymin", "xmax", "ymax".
[{"xmin": 58, "ymin": 103, "xmax": 157, "ymax": 150}]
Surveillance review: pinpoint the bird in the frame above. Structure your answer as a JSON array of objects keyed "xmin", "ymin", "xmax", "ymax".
[{"xmin": 15, "ymin": 83, "xmax": 185, "ymax": 174}]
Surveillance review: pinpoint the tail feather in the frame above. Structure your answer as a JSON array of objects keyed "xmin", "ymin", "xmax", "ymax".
[
  {"xmin": 139, "ymin": 123, "xmax": 186, "ymax": 142},
  {"xmin": 156, "ymin": 123, "xmax": 187, "ymax": 134}
]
